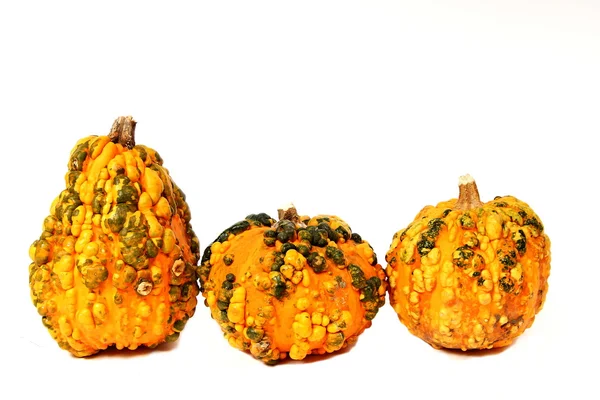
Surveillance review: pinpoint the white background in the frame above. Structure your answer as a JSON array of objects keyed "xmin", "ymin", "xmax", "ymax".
[{"xmin": 1, "ymin": 1, "xmax": 598, "ymax": 398}]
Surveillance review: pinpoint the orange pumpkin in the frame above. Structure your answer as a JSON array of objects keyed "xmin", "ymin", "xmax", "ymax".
[
  {"xmin": 385, "ymin": 175, "xmax": 551, "ymax": 350},
  {"xmin": 198, "ymin": 205, "xmax": 386, "ymax": 363},
  {"xmin": 28, "ymin": 116, "xmax": 200, "ymax": 356}
]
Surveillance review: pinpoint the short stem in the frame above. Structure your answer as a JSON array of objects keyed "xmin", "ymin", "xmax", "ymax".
[
  {"xmin": 454, "ymin": 174, "xmax": 484, "ymax": 211},
  {"xmin": 108, "ymin": 116, "xmax": 137, "ymax": 149},
  {"xmin": 277, "ymin": 203, "xmax": 300, "ymax": 223}
]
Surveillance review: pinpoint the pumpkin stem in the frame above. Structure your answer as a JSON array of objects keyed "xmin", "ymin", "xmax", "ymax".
[
  {"xmin": 454, "ymin": 174, "xmax": 484, "ymax": 211},
  {"xmin": 277, "ymin": 203, "xmax": 301, "ymax": 223},
  {"xmin": 274, "ymin": 203, "xmax": 307, "ymax": 229},
  {"xmin": 108, "ymin": 116, "xmax": 137, "ymax": 149}
]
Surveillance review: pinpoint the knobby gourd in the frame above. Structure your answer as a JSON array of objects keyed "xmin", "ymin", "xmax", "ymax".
[
  {"xmin": 385, "ymin": 175, "xmax": 551, "ymax": 350},
  {"xmin": 28, "ymin": 116, "xmax": 200, "ymax": 356},
  {"xmin": 198, "ymin": 205, "xmax": 386, "ymax": 364}
]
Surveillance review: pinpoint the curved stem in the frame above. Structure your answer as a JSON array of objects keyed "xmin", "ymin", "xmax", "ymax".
[
  {"xmin": 108, "ymin": 116, "xmax": 137, "ymax": 149},
  {"xmin": 454, "ymin": 174, "xmax": 484, "ymax": 211}
]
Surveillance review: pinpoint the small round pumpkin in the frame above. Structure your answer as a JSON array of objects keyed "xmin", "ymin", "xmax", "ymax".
[
  {"xmin": 385, "ymin": 174, "xmax": 551, "ymax": 351},
  {"xmin": 198, "ymin": 205, "xmax": 386, "ymax": 364},
  {"xmin": 28, "ymin": 116, "xmax": 200, "ymax": 356}
]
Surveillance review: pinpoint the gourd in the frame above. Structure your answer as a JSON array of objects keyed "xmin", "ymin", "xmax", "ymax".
[
  {"xmin": 385, "ymin": 175, "xmax": 551, "ymax": 350},
  {"xmin": 198, "ymin": 205, "xmax": 386, "ymax": 364},
  {"xmin": 28, "ymin": 116, "xmax": 200, "ymax": 356}
]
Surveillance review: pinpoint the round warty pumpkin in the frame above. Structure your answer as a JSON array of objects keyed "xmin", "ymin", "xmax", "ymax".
[
  {"xmin": 385, "ymin": 174, "xmax": 551, "ymax": 350},
  {"xmin": 198, "ymin": 205, "xmax": 386, "ymax": 364}
]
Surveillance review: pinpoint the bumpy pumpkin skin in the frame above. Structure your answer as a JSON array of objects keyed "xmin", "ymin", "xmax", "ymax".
[
  {"xmin": 28, "ymin": 117, "xmax": 200, "ymax": 357},
  {"xmin": 198, "ymin": 209, "xmax": 386, "ymax": 364},
  {"xmin": 385, "ymin": 176, "xmax": 551, "ymax": 351}
]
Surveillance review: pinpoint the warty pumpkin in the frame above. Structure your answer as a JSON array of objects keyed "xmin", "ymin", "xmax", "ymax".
[
  {"xmin": 385, "ymin": 174, "xmax": 551, "ymax": 350},
  {"xmin": 28, "ymin": 116, "xmax": 200, "ymax": 356},
  {"xmin": 198, "ymin": 205, "xmax": 386, "ymax": 364}
]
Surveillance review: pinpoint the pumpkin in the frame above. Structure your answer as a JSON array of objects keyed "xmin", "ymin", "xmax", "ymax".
[
  {"xmin": 198, "ymin": 205, "xmax": 386, "ymax": 364},
  {"xmin": 385, "ymin": 174, "xmax": 551, "ymax": 350},
  {"xmin": 28, "ymin": 116, "xmax": 200, "ymax": 356}
]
